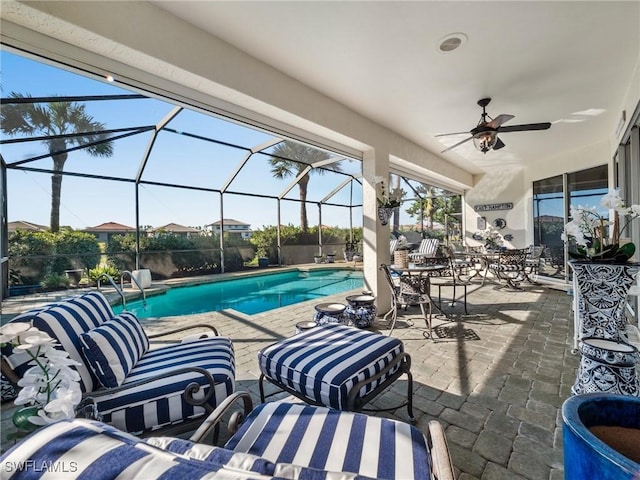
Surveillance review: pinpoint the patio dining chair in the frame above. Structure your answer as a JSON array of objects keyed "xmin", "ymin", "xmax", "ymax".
[
  {"xmin": 524, "ymin": 244, "xmax": 545, "ymax": 283},
  {"xmin": 487, "ymin": 248, "xmax": 529, "ymax": 290},
  {"xmin": 445, "ymin": 245, "xmax": 476, "ymax": 282},
  {"xmin": 380, "ymin": 263, "xmax": 402, "ymax": 334}
]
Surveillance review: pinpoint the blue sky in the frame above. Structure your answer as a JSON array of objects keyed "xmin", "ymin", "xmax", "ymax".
[{"xmin": 1, "ymin": 51, "xmax": 363, "ymax": 231}]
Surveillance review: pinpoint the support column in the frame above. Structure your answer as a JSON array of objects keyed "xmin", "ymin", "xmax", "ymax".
[{"xmin": 362, "ymin": 148, "xmax": 392, "ymax": 317}]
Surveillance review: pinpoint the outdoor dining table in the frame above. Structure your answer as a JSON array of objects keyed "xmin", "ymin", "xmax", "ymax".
[
  {"xmin": 465, "ymin": 251, "xmax": 501, "ymax": 286},
  {"xmin": 391, "ymin": 264, "xmax": 449, "ymax": 317}
]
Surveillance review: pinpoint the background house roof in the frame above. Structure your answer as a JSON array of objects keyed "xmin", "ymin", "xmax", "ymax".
[
  {"xmin": 207, "ymin": 219, "xmax": 251, "ymax": 227},
  {"xmin": 152, "ymin": 223, "xmax": 200, "ymax": 233},
  {"xmin": 7, "ymin": 220, "xmax": 48, "ymax": 232},
  {"xmin": 83, "ymin": 222, "xmax": 136, "ymax": 232}
]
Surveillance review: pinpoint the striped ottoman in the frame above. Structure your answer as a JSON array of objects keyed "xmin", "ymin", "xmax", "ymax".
[
  {"xmin": 226, "ymin": 402, "xmax": 433, "ymax": 479},
  {"xmin": 258, "ymin": 324, "xmax": 413, "ymax": 420}
]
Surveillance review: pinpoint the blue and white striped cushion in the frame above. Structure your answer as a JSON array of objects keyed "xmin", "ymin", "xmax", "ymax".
[
  {"xmin": 147, "ymin": 436, "xmax": 376, "ymax": 479},
  {"xmin": 258, "ymin": 324, "xmax": 404, "ymax": 410},
  {"xmin": 225, "ymin": 402, "xmax": 432, "ymax": 480},
  {"xmin": 96, "ymin": 337, "xmax": 235, "ymax": 433},
  {"xmin": 0, "ymin": 418, "xmax": 376, "ymax": 479},
  {"xmin": 1, "ymin": 291, "xmax": 114, "ymax": 392},
  {"xmin": 147, "ymin": 438, "xmax": 279, "ymax": 475},
  {"xmin": 0, "ymin": 419, "xmax": 260, "ymax": 480},
  {"xmin": 80, "ymin": 312, "xmax": 149, "ymax": 388}
]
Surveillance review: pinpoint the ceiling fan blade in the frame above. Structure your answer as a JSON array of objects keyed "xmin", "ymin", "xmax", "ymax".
[
  {"xmin": 498, "ymin": 122, "xmax": 551, "ymax": 133},
  {"xmin": 486, "ymin": 114, "xmax": 514, "ymax": 129},
  {"xmin": 435, "ymin": 131, "xmax": 471, "ymax": 137},
  {"xmin": 493, "ymin": 137, "xmax": 506, "ymax": 150},
  {"xmin": 440, "ymin": 136, "xmax": 473, "ymax": 153}
]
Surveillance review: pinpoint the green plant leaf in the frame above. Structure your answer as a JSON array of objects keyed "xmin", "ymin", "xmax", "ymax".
[{"xmin": 618, "ymin": 242, "xmax": 636, "ymax": 258}]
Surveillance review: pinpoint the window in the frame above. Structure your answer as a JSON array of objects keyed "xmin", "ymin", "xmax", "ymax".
[{"xmin": 532, "ymin": 165, "xmax": 608, "ymax": 281}]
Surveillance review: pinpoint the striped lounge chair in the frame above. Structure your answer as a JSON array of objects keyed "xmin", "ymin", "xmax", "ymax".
[
  {"xmin": 408, "ymin": 238, "xmax": 440, "ymax": 262},
  {"xmin": 0, "ymin": 392, "xmax": 456, "ymax": 480},
  {"xmin": 258, "ymin": 323, "xmax": 414, "ymax": 421},
  {"xmin": 0, "ymin": 291, "xmax": 235, "ymax": 436}
]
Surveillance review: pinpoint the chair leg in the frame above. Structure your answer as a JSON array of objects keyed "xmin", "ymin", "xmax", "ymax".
[
  {"xmin": 258, "ymin": 373, "xmax": 267, "ymax": 403},
  {"xmin": 405, "ymin": 367, "xmax": 415, "ymax": 423},
  {"xmin": 462, "ymin": 284, "xmax": 468, "ymax": 314},
  {"xmin": 420, "ymin": 302, "xmax": 432, "ymax": 339},
  {"xmin": 387, "ymin": 306, "xmax": 398, "ymax": 335}
]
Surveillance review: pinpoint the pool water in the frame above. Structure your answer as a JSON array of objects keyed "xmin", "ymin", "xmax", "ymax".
[{"xmin": 118, "ymin": 269, "xmax": 364, "ymax": 318}]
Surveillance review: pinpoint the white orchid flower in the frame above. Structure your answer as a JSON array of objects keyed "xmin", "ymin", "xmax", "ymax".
[
  {"xmin": 0, "ymin": 323, "xmax": 31, "ymax": 344},
  {"xmin": 600, "ymin": 189, "xmax": 624, "ymax": 209},
  {"xmin": 29, "ymin": 407, "xmax": 72, "ymax": 425},
  {"xmin": 14, "ymin": 384, "xmax": 43, "ymax": 405},
  {"xmin": 42, "ymin": 385, "xmax": 82, "ymax": 422},
  {"xmin": 4, "ymin": 325, "xmax": 83, "ymax": 428},
  {"xmin": 44, "ymin": 348, "xmax": 79, "ymax": 363}
]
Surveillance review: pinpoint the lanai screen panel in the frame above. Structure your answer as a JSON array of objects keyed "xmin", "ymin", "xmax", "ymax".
[
  {"xmin": 226, "ymin": 149, "xmax": 296, "ymax": 198},
  {"xmin": 141, "ymin": 124, "xmax": 248, "ymax": 190},
  {"xmin": 138, "ymin": 184, "xmax": 220, "ymax": 231},
  {"xmin": 2, "ymin": 47, "xmax": 364, "ymax": 244},
  {"xmin": 0, "ymin": 52, "xmax": 159, "ymax": 180},
  {"xmin": 223, "ymin": 192, "xmax": 278, "ymax": 231}
]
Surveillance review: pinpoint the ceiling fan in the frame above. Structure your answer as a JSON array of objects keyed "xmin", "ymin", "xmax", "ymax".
[{"xmin": 437, "ymin": 98, "xmax": 551, "ymax": 154}]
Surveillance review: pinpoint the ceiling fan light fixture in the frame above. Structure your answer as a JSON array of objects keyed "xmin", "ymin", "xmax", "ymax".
[{"xmin": 473, "ymin": 131, "xmax": 497, "ymax": 153}]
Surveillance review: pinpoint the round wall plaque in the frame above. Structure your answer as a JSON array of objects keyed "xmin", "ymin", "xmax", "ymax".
[{"xmin": 493, "ymin": 218, "xmax": 507, "ymax": 229}]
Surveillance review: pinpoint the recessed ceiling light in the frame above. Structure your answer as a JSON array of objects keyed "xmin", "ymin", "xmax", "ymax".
[{"xmin": 438, "ymin": 33, "xmax": 467, "ymax": 53}]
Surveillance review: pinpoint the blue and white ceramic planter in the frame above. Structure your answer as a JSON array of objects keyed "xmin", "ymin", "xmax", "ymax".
[
  {"xmin": 344, "ymin": 295, "xmax": 377, "ymax": 328},
  {"xmin": 570, "ymin": 261, "xmax": 640, "ymax": 342},
  {"xmin": 313, "ymin": 303, "xmax": 346, "ymax": 326},
  {"xmin": 572, "ymin": 338, "xmax": 639, "ymax": 396},
  {"xmin": 562, "ymin": 393, "xmax": 640, "ymax": 480}
]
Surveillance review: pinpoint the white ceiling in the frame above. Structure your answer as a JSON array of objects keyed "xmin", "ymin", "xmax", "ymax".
[{"xmin": 153, "ymin": 1, "xmax": 639, "ymax": 174}]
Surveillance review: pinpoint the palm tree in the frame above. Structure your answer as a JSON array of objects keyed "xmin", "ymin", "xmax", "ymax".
[
  {"xmin": 1, "ymin": 92, "xmax": 113, "ymax": 232},
  {"xmin": 268, "ymin": 140, "xmax": 342, "ymax": 231}
]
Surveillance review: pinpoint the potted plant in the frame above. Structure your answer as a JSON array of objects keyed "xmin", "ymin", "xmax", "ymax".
[
  {"xmin": 344, "ymin": 231, "xmax": 362, "ymax": 262},
  {"xmin": 374, "ymin": 176, "xmax": 404, "ymax": 226}
]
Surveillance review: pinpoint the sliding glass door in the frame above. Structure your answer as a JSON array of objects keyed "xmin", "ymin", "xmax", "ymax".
[{"xmin": 532, "ymin": 165, "xmax": 608, "ymax": 281}]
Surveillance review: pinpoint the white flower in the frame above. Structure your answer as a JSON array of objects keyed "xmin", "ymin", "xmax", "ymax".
[
  {"xmin": 600, "ymin": 189, "xmax": 624, "ymax": 210},
  {"xmin": 563, "ymin": 189, "xmax": 640, "ymax": 259},
  {"xmin": 0, "ymin": 323, "xmax": 31, "ymax": 344},
  {"xmin": 4, "ymin": 325, "xmax": 82, "ymax": 427}
]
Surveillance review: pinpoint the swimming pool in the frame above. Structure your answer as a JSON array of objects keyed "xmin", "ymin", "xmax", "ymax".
[{"xmin": 119, "ymin": 269, "xmax": 363, "ymax": 318}]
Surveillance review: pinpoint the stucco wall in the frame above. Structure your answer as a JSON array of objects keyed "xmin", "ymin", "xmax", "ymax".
[{"xmin": 464, "ymin": 168, "xmax": 527, "ymax": 249}]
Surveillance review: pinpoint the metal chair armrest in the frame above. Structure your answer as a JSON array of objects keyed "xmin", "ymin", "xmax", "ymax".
[
  {"xmin": 189, "ymin": 391, "xmax": 254, "ymax": 443},
  {"xmin": 147, "ymin": 324, "xmax": 219, "ymax": 339},
  {"xmin": 88, "ymin": 366, "xmax": 219, "ymax": 408},
  {"xmin": 428, "ymin": 420, "xmax": 456, "ymax": 480}
]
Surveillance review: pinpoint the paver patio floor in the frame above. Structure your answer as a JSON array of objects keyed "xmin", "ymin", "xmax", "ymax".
[{"xmin": 1, "ymin": 276, "xmax": 578, "ymax": 480}]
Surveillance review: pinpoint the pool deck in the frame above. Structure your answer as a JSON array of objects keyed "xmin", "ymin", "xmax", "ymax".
[{"xmin": 1, "ymin": 268, "xmax": 581, "ymax": 480}]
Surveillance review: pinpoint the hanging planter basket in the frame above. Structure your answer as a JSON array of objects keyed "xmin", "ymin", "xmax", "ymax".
[{"xmin": 378, "ymin": 207, "xmax": 393, "ymax": 226}]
